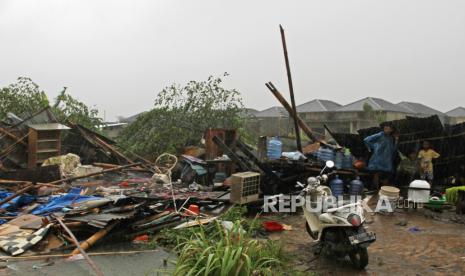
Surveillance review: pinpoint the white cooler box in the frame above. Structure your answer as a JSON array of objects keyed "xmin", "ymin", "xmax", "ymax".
[{"xmin": 408, "ymin": 180, "xmax": 430, "ymax": 203}]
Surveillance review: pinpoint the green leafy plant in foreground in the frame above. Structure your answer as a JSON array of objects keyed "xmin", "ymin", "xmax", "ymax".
[
  {"xmin": 155, "ymin": 206, "xmax": 289, "ymax": 275},
  {"xmin": 173, "ymin": 221, "xmax": 286, "ymax": 276}
]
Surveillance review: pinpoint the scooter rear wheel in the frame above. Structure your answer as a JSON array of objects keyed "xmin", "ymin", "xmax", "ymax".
[
  {"xmin": 305, "ymin": 222, "xmax": 318, "ymax": 240},
  {"xmin": 349, "ymin": 247, "xmax": 368, "ymax": 270}
]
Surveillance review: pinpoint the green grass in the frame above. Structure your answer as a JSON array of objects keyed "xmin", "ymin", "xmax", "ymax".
[{"xmin": 154, "ymin": 206, "xmax": 297, "ymax": 275}]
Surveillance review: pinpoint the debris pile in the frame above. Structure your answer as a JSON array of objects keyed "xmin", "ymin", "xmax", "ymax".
[
  {"xmin": 0, "ymin": 109, "xmax": 244, "ymax": 274},
  {"xmin": 1, "ymin": 100, "xmax": 465, "ymax": 274}
]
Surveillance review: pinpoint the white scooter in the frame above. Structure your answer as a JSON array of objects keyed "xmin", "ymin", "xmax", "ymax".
[{"xmin": 296, "ymin": 160, "xmax": 376, "ymax": 269}]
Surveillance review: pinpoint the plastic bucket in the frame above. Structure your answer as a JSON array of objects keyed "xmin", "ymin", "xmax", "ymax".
[{"xmin": 379, "ymin": 186, "xmax": 400, "ymax": 212}]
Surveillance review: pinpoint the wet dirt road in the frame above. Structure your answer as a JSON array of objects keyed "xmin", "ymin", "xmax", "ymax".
[
  {"xmin": 269, "ymin": 211, "xmax": 465, "ymax": 275},
  {"xmin": 0, "ymin": 243, "xmax": 176, "ymax": 276}
]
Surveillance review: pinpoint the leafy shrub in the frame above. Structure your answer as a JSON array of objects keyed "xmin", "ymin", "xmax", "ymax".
[
  {"xmin": 0, "ymin": 77, "xmax": 102, "ymax": 130},
  {"xmin": 173, "ymin": 221, "xmax": 286, "ymax": 276},
  {"xmin": 118, "ymin": 74, "xmax": 245, "ymax": 158}
]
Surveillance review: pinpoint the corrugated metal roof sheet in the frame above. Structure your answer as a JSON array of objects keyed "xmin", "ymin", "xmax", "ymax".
[{"xmin": 66, "ymin": 210, "xmax": 136, "ymax": 228}]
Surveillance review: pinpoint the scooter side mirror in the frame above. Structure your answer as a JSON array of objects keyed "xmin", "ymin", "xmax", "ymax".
[{"xmin": 325, "ymin": 160, "xmax": 335, "ymax": 169}]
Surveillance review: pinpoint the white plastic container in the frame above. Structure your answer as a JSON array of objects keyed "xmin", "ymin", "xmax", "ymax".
[
  {"xmin": 408, "ymin": 180, "xmax": 431, "ymax": 203},
  {"xmin": 379, "ymin": 186, "xmax": 400, "ymax": 211}
]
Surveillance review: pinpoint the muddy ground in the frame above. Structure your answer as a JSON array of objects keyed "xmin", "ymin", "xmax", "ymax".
[
  {"xmin": 268, "ymin": 209, "xmax": 465, "ymax": 275},
  {"xmin": 1, "ymin": 208, "xmax": 464, "ymax": 275}
]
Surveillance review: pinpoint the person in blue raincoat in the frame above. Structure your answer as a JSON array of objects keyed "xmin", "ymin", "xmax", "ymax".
[{"xmin": 364, "ymin": 122, "xmax": 399, "ymax": 188}]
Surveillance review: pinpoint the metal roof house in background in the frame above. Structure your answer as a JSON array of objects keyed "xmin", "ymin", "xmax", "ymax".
[
  {"xmin": 396, "ymin": 101, "xmax": 448, "ymax": 123},
  {"xmin": 120, "ymin": 112, "xmax": 146, "ymax": 124},
  {"xmin": 446, "ymin": 107, "xmax": 465, "ymax": 124},
  {"xmin": 253, "ymin": 106, "xmax": 291, "ymax": 137},
  {"xmin": 116, "ymin": 97, "xmax": 460, "ymax": 143},
  {"xmin": 296, "ymin": 99, "xmax": 341, "ymax": 113},
  {"xmin": 336, "ymin": 97, "xmax": 410, "ymax": 113},
  {"xmin": 296, "ymin": 97, "xmax": 414, "ymax": 138},
  {"xmin": 245, "ymin": 97, "xmax": 462, "ymax": 141},
  {"xmin": 238, "ymin": 108, "xmax": 259, "ymax": 119},
  {"xmin": 254, "ymin": 106, "xmax": 288, "ymax": 118}
]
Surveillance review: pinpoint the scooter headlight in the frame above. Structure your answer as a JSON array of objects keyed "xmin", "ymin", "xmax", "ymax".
[
  {"xmin": 307, "ymin": 177, "xmax": 318, "ymax": 185},
  {"xmin": 348, "ymin": 214, "xmax": 361, "ymax": 227}
]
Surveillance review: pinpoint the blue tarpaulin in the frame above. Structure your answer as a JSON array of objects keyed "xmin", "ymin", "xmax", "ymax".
[
  {"xmin": 31, "ymin": 187, "xmax": 101, "ymax": 215},
  {"xmin": 0, "ymin": 191, "xmax": 35, "ymax": 212},
  {"xmin": 0, "ymin": 191, "xmax": 36, "ymax": 224}
]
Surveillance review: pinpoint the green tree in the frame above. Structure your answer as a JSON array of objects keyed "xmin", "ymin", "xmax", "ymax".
[
  {"xmin": 0, "ymin": 77, "xmax": 102, "ymax": 130},
  {"xmin": 0, "ymin": 77, "xmax": 49, "ymax": 119},
  {"xmin": 118, "ymin": 74, "xmax": 245, "ymax": 157},
  {"xmin": 52, "ymin": 89, "xmax": 103, "ymax": 130}
]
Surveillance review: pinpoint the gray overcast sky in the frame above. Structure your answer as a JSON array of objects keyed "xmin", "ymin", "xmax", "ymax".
[{"xmin": 1, "ymin": 0, "xmax": 464, "ymax": 120}]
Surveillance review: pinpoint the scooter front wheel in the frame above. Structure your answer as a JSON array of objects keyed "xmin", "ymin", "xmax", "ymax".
[
  {"xmin": 305, "ymin": 222, "xmax": 318, "ymax": 240},
  {"xmin": 349, "ymin": 247, "xmax": 368, "ymax": 270}
]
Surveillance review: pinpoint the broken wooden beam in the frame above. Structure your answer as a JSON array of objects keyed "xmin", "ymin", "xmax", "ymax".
[
  {"xmin": 266, "ymin": 82, "xmax": 320, "ymax": 143},
  {"xmin": 48, "ymin": 162, "xmax": 141, "ymax": 185},
  {"xmin": 212, "ymin": 136, "xmax": 251, "ymax": 171},
  {"xmin": 0, "ymin": 127, "xmax": 27, "ymax": 146},
  {"xmin": 235, "ymin": 140, "xmax": 280, "ymax": 182},
  {"xmin": 71, "ymin": 221, "xmax": 119, "ymax": 255},
  {"xmin": 55, "ymin": 216, "xmax": 104, "ymax": 276}
]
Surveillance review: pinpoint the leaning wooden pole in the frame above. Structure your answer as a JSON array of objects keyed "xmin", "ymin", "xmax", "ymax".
[
  {"xmin": 266, "ymin": 82, "xmax": 321, "ymax": 144},
  {"xmin": 55, "ymin": 216, "xmax": 104, "ymax": 276},
  {"xmin": 48, "ymin": 162, "xmax": 141, "ymax": 185},
  {"xmin": 71, "ymin": 221, "xmax": 119, "ymax": 255},
  {"xmin": 279, "ymin": 25, "xmax": 302, "ymax": 152}
]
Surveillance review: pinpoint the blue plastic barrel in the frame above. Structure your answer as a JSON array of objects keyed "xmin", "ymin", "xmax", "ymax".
[
  {"xmin": 342, "ymin": 154, "xmax": 353, "ymax": 169},
  {"xmin": 334, "ymin": 151, "xmax": 344, "ymax": 168},
  {"xmin": 317, "ymin": 147, "xmax": 335, "ymax": 162},
  {"xmin": 349, "ymin": 176, "xmax": 364, "ymax": 196},
  {"xmin": 330, "ymin": 175, "xmax": 344, "ymax": 197},
  {"xmin": 267, "ymin": 137, "xmax": 282, "ymax": 160}
]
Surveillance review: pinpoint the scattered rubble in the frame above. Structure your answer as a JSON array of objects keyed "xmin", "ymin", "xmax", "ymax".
[{"xmin": 1, "ymin": 99, "xmax": 465, "ymax": 275}]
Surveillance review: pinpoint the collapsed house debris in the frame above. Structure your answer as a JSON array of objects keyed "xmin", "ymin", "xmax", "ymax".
[
  {"xmin": 1, "ymin": 98, "xmax": 465, "ymax": 275},
  {"xmin": 0, "ymin": 108, "xmax": 242, "ymax": 273}
]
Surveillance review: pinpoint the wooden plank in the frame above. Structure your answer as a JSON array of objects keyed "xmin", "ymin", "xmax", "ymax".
[
  {"xmin": 265, "ymin": 82, "xmax": 333, "ymax": 149},
  {"xmin": 0, "ymin": 127, "xmax": 27, "ymax": 146},
  {"xmin": 212, "ymin": 135, "xmax": 251, "ymax": 171},
  {"xmin": 55, "ymin": 216, "xmax": 104, "ymax": 276},
  {"xmin": 0, "ymin": 164, "xmax": 61, "ymax": 183},
  {"xmin": 27, "ymin": 128, "xmax": 38, "ymax": 168}
]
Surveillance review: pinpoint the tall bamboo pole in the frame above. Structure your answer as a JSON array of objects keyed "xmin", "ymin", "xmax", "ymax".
[{"xmin": 280, "ymin": 25, "xmax": 302, "ymax": 152}]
